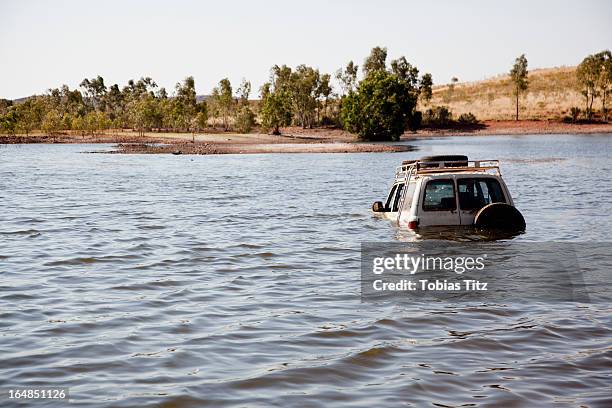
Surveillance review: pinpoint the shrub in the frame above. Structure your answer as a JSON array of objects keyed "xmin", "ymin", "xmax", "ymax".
[
  {"xmin": 341, "ymin": 70, "xmax": 418, "ymax": 141},
  {"xmin": 235, "ymin": 106, "xmax": 255, "ymax": 133},
  {"xmin": 423, "ymin": 106, "xmax": 453, "ymax": 126},
  {"xmin": 457, "ymin": 112, "xmax": 479, "ymax": 125},
  {"xmin": 407, "ymin": 110, "xmax": 422, "ymax": 131},
  {"xmin": 570, "ymin": 107, "xmax": 581, "ymax": 122}
]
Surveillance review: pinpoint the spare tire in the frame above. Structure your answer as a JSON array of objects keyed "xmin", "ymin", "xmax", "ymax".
[
  {"xmin": 474, "ymin": 203, "xmax": 526, "ymax": 231},
  {"xmin": 419, "ymin": 155, "xmax": 468, "ymax": 168}
]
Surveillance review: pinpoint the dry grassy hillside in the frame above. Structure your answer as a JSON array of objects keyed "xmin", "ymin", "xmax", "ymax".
[{"xmin": 426, "ymin": 67, "xmax": 584, "ymax": 120}]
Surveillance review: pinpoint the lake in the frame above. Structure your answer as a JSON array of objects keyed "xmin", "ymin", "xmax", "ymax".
[{"xmin": 1, "ymin": 134, "xmax": 611, "ymax": 407}]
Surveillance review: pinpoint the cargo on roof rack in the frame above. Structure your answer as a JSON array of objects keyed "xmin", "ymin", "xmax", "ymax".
[{"xmin": 395, "ymin": 159, "xmax": 502, "ymax": 181}]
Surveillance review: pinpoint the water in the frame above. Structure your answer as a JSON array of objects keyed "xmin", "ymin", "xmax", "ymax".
[{"xmin": 1, "ymin": 134, "xmax": 611, "ymax": 407}]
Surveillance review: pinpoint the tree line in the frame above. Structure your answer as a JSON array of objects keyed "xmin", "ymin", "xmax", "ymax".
[
  {"xmin": 1, "ymin": 47, "xmax": 610, "ymax": 141},
  {"xmin": 0, "ymin": 46, "xmax": 434, "ymax": 141}
]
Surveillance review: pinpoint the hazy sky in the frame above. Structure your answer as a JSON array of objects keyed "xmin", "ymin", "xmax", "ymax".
[{"xmin": 1, "ymin": 0, "xmax": 611, "ymax": 99}]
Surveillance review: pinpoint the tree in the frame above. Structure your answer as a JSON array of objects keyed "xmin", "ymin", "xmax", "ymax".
[
  {"xmin": 510, "ymin": 54, "xmax": 529, "ymax": 120},
  {"xmin": 259, "ymin": 82, "xmax": 291, "ymax": 135},
  {"xmin": 341, "ymin": 70, "xmax": 418, "ymax": 141},
  {"xmin": 445, "ymin": 77, "xmax": 459, "ymax": 103},
  {"xmin": 317, "ymin": 73, "xmax": 332, "ymax": 121},
  {"xmin": 210, "ymin": 78, "xmax": 234, "ymax": 130},
  {"xmin": 71, "ymin": 115, "xmax": 86, "ymax": 137},
  {"xmin": 171, "ymin": 76, "xmax": 198, "ymax": 131},
  {"xmin": 289, "ymin": 65, "xmax": 321, "ymax": 128},
  {"xmin": 83, "ymin": 110, "xmax": 109, "ymax": 135},
  {"xmin": 595, "ymin": 50, "xmax": 612, "ymax": 121},
  {"xmin": 80, "ymin": 75, "xmax": 107, "ymax": 110},
  {"xmin": 105, "ymin": 84, "xmax": 126, "ymax": 125},
  {"xmin": 420, "ymin": 73, "xmax": 433, "ymax": 105},
  {"xmin": 132, "ymin": 95, "xmax": 163, "ymax": 135},
  {"xmin": 363, "ymin": 46, "xmax": 387, "ymax": 76},
  {"xmin": 191, "ymin": 107, "xmax": 208, "ymax": 141},
  {"xmin": 41, "ymin": 109, "xmax": 62, "ymax": 136},
  {"xmin": 577, "ymin": 54, "xmax": 601, "ymax": 120},
  {"xmin": 236, "ymin": 78, "xmax": 251, "ymax": 104},
  {"xmin": 0, "ymin": 98, "xmax": 12, "ymax": 116},
  {"xmin": 16, "ymin": 98, "xmax": 45, "ymax": 135},
  {"xmin": 335, "ymin": 61, "xmax": 359, "ymax": 95},
  {"xmin": 390, "ymin": 56, "xmax": 419, "ymax": 87},
  {"xmin": 0, "ymin": 108, "xmax": 18, "ymax": 135},
  {"xmin": 234, "ymin": 106, "xmax": 255, "ymax": 133},
  {"xmin": 235, "ymin": 79, "xmax": 255, "ymax": 133}
]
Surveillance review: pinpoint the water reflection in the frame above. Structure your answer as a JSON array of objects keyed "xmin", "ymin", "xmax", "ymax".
[{"xmin": 397, "ymin": 226, "xmax": 525, "ymax": 242}]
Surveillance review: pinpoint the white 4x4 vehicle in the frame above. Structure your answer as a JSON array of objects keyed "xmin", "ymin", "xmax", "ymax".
[{"xmin": 372, "ymin": 155, "xmax": 525, "ymax": 231}]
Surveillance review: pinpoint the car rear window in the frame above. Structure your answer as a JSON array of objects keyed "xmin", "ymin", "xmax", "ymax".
[
  {"xmin": 458, "ymin": 178, "xmax": 506, "ymax": 210},
  {"xmin": 422, "ymin": 179, "xmax": 456, "ymax": 211}
]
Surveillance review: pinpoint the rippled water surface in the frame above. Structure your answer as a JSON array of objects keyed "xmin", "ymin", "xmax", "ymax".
[{"xmin": 1, "ymin": 134, "xmax": 611, "ymax": 407}]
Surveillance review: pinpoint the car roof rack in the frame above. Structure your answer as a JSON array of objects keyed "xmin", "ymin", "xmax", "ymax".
[{"xmin": 395, "ymin": 160, "xmax": 501, "ymax": 181}]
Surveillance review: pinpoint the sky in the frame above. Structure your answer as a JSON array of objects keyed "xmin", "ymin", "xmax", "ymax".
[{"xmin": 1, "ymin": 0, "xmax": 611, "ymax": 99}]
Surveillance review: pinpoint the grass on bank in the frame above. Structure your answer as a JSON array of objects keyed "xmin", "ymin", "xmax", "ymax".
[{"xmin": 426, "ymin": 66, "xmax": 585, "ymax": 121}]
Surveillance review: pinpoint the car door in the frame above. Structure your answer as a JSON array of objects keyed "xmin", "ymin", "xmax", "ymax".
[{"xmin": 418, "ymin": 178, "xmax": 460, "ymax": 226}]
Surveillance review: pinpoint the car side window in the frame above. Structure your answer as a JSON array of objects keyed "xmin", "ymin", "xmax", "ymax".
[
  {"xmin": 385, "ymin": 185, "xmax": 397, "ymax": 211},
  {"xmin": 458, "ymin": 178, "xmax": 506, "ymax": 210},
  {"xmin": 422, "ymin": 180, "xmax": 456, "ymax": 211}
]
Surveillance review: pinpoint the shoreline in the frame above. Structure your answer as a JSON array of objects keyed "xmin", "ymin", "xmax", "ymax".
[
  {"xmin": 409, "ymin": 120, "xmax": 612, "ymax": 138},
  {"xmin": 1, "ymin": 121, "xmax": 611, "ymax": 154}
]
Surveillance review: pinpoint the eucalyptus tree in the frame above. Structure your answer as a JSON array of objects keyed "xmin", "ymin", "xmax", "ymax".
[
  {"xmin": 595, "ymin": 50, "xmax": 611, "ymax": 121},
  {"xmin": 289, "ymin": 65, "xmax": 321, "ymax": 128},
  {"xmin": 172, "ymin": 76, "xmax": 198, "ymax": 131},
  {"xmin": 317, "ymin": 73, "xmax": 332, "ymax": 121},
  {"xmin": 577, "ymin": 54, "xmax": 601, "ymax": 120},
  {"xmin": 419, "ymin": 73, "xmax": 433, "ymax": 105},
  {"xmin": 16, "ymin": 98, "xmax": 45, "ymax": 135},
  {"xmin": 259, "ymin": 82, "xmax": 291, "ymax": 135},
  {"xmin": 363, "ymin": 46, "xmax": 388, "ymax": 76},
  {"xmin": 80, "ymin": 75, "xmax": 107, "ymax": 110},
  {"xmin": 510, "ymin": 54, "xmax": 529, "ymax": 120},
  {"xmin": 45, "ymin": 85, "xmax": 86, "ymax": 122},
  {"xmin": 104, "ymin": 84, "xmax": 125, "ymax": 125},
  {"xmin": 335, "ymin": 60, "xmax": 359, "ymax": 95},
  {"xmin": 0, "ymin": 107, "xmax": 18, "ymax": 135},
  {"xmin": 41, "ymin": 109, "xmax": 62, "ymax": 135},
  {"xmin": 235, "ymin": 78, "xmax": 255, "ymax": 133},
  {"xmin": 236, "ymin": 78, "xmax": 251, "ymax": 104},
  {"xmin": 210, "ymin": 78, "xmax": 234, "ymax": 130}
]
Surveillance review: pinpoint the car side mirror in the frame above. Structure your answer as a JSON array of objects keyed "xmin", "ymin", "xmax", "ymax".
[{"xmin": 372, "ymin": 201, "xmax": 385, "ymax": 212}]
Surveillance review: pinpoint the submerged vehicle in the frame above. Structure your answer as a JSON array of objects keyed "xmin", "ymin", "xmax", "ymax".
[{"xmin": 372, "ymin": 155, "xmax": 526, "ymax": 231}]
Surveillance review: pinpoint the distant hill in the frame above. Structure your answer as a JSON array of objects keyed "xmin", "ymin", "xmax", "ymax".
[
  {"xmin": 426, "ymin": 66, "xmax": 584, "ymax": 120},
  {"xmin": 11, "ymin": 96, "xmax": 32, "ymax": 104}
]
